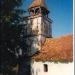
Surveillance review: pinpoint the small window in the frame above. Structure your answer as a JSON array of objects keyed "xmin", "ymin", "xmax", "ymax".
[{"xmin": 44, "ymin": 64, "xmax": 48, "ymax": 72}]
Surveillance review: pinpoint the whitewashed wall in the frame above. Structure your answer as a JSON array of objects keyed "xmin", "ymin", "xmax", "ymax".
[
  {"xmin": 32, "ymin": 17, "xmax": 42, "ymax": 34},
  {"xmin": 31, "ymin": 61, "xmax": 74, "ymax": 75}
]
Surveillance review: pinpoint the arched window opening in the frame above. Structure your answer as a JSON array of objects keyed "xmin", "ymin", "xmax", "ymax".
[{"xmin": 35, "ymin": 8, "xmax": 40, "ymax": 15}]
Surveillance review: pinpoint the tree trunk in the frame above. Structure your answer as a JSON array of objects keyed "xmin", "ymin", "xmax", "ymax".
[{"xmin": 18, "ymin": 56, "xmax": 31, "ymax": 75}]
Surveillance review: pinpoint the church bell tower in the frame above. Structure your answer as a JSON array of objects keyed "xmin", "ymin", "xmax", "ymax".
[{"xmin": 26, "ymin": 0, "xmax": 52, "ymax": 56}]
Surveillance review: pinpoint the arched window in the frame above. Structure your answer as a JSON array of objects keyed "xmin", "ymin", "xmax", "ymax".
[{"xmin": 35, "ymin": 8, "xmax": 40, "ymax": 15}]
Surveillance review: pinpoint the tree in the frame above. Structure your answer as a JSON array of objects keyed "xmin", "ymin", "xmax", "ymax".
[{"xmin": 0, "ymin": 0, "xmax": 29, "ymax": 75}]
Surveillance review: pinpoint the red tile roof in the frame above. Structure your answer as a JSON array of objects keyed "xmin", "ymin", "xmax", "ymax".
[
  {"xmin": 32, "ymin": 35, "xmax": 73, "ymax": 62},
  {"xmin": 29, "ymin": 0, "xmax": 47, "ymax": 9}
]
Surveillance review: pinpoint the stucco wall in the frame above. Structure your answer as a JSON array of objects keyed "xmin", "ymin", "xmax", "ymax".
[
  {"xmin": 32, "ymin": 17, "xmax": 42, "ymax": 34},
  {"xmin": 31, "ymin": 62, "xmax": 74, "ymax": 75}
]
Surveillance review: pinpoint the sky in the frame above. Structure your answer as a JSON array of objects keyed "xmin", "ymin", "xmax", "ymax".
[{"xmin": 21, "ymin": 0, "xmax": 73, "ymax": 37}]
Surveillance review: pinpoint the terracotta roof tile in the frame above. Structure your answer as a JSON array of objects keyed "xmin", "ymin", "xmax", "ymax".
[
  {"xmin": 32, "ymin": 35, "xmax": 73, "ymax": 62},
  {"xmin": 29, "ymin": 0, "xmax": 47, "ymax": 9}
]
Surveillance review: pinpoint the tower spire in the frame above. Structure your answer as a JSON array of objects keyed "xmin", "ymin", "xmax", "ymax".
[
  {"xmin": 28, "ymin": 0, "xmax": 49, "ymax": 16},
  {"xmin": 29, "ymin": 0, "xmax": 47, "ymax": 9}
]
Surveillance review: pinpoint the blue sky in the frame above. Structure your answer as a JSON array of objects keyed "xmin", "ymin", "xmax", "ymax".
[{"xmin": 22, "ymin": 0, "xmax": 73, "ymax": 37}]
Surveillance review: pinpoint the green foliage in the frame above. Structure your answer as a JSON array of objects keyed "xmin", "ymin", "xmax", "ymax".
[{"xmin": 0, "ymin": 0, "xmax": 27, "ymax": 75}]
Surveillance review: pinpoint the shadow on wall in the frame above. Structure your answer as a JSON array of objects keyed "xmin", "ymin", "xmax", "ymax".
[{"xmin": 17, "ymin": 55, "xmax": 32, "ymax": 75}]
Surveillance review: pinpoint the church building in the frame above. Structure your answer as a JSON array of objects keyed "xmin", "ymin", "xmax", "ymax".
[{"xmin": 25, "ymin": 0, "xmax": 73, "ymax": 75}]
